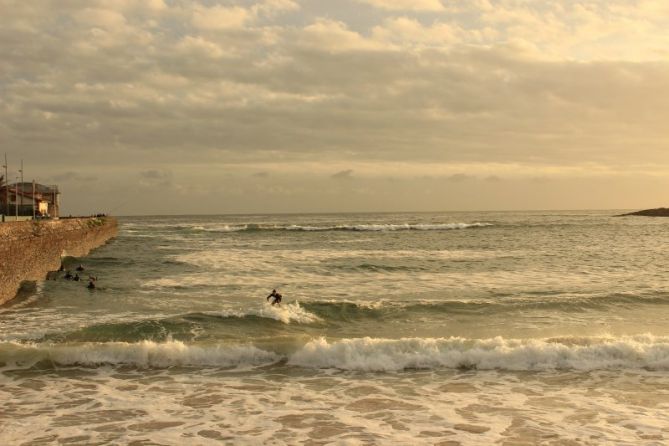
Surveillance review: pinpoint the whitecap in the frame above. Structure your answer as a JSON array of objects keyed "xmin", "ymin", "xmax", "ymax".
[{"xmin": 288, "ymin": 334, "xmax": 669, "ymax": 372}]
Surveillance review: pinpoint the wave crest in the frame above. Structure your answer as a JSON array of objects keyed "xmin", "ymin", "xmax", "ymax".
[
  {"xmin": 221, "ymin": 302, "xmax": 321, "ymax": 324},
  {"xmin": 142, "ymin": 222, "xmax": 493, "ymax": 234},
  {"xmin": 5, "ymin": 335, "xmax": 668, "ymax": 372},
  {"xmin": 288, "ymin": 223, "xmax": 492, "ymax": 232},
  {"xmin": 0, "ymin": 340, "xmax": 279, "ymax": 369},
  {"xmin": 288, "ymin": 335, "xmax": 669, "ymax": 372}
]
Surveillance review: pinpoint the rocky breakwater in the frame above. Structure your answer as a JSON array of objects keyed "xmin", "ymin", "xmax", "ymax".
[{"xmin": 0, "ymin": 217, "xmax": 117, "ymax": 304}]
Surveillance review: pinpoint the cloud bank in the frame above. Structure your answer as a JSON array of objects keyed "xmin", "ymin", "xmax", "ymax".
[{"xmin": 1, "ymin": 0, "xmax": 668, "ymax": 214}]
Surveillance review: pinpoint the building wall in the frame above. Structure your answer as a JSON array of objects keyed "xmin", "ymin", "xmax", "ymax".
[{"xmin": 0, "ymin": 217, "xmax": 118, "ymax": 304}]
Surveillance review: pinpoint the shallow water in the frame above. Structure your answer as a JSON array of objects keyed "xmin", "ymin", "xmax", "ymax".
[{"xmin": 1, "ymin": 211, "xmax": 669, "ymax": 444}]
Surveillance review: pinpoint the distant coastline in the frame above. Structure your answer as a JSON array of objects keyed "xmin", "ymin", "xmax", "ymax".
[{"xmin": 617, "ymin": 208, "xmax": 669, "ymax": 217}]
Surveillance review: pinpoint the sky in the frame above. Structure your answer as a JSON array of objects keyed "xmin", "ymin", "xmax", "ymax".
[{"xmin": 1, "ymin": 0, "xmax": 668, "ymax": 215}]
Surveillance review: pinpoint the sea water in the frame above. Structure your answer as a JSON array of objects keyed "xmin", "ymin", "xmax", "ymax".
[{"xmin": 1, "ymin": 211, "xmax": 668, "ymax": 445}]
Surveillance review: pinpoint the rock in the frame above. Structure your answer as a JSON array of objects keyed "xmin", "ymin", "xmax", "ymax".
[{"xmin": 617, "ymin": 208, "xmax": 669, "ymax": 217}]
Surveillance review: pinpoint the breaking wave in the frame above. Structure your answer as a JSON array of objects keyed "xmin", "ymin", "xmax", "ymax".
[
  {"xmin": 285, "ymin": 223, "xmax": 492, "ymax": 232},
  {"xmin": 164, "ymin": 222, "xmax": 493, "ymax": 233},
  {"xmin": 0, "ymin": 340, "xmax": 279, "ymax": 369},
  {"xmin": 290, "ymin": 335, "xmax": 669, "ymax": 371},
  {"xmin": 3, "ymin": 335, "xmax": 669, "ymax": 372},
  {"xmin": 220, "ymin": 302, "xmax": 321, "ymax": 324}
]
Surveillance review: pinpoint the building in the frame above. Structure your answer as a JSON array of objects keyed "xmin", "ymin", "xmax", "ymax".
[{"xmin": 0, "ymin": 182, "xmax": 60, "ymax": 218}]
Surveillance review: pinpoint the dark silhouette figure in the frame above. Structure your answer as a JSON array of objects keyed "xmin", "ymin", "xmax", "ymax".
[
  {"xmin": 73, "ymin": 273, "xmax": 80, "ymax": 282},
  {"xmin": 76, "ymin": 264, "xmax": 85, "ymax": 272},
  {"xmin": 266, "ymin": 289, "xmax": 282, "ymax": 305},
  {"xmin": 64, "ymin": 271, "xmax": 73, "ymax": 280},
  {"xmin": 87, "ymin": 280, "xmax": 96, "ymax": 290}
]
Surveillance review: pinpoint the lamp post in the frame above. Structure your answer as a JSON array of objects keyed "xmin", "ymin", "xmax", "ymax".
[
  {"xmin": 15, "ymin": 176, "xmax": 19, "ymax": 220},
  {"xmin": 32, "ymin": 180, "xmax": 36, "ymax": 219},
  {"xmin": 19, "ymin": 159, "xmax": 23, "ymax": 216},
  {"xmin": 2, "ymin": 154, "xmax": 7, "ymax": 218}
]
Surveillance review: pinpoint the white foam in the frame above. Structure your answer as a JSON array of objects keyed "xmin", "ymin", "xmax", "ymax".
[
  {"xmin": 221, "ymin": 301, "xmax": 321, "ymax": 324},
  {"xmin": 0, "ymin": 340, "xmax": 279, "ymax": 369},
  {"xmin": 3, "ymin": 335, "xmax": 667, "ymax": 372},
  {"xmin": 286, "ymin": 222, "xmax": 492, "ymax": 231},
  {"xmin": 197, "ymin": 224, "xmax": 247, "ymax": 232},
  {"xmin": 288, "ymin": 334, "xmax": 669, "ymax": 371},
  {"xmin": 123, "ymin": 220, "xmax": 493, "ymax": 233}
]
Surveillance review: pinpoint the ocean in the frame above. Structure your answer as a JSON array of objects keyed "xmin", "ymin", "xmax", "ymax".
[{"xmin": 1, "ymin": 211, "xmax": 668, "ymax": 445}]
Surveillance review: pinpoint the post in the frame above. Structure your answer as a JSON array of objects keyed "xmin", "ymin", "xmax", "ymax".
[
  {"xmin": 2, "ymin": 154, "xmax": 7, "ymax": 217},
  {"xmin": 15, "ymin": 176, "xmax": 19, "ymax": 220},
  {"xmin": 32, "ymin": 180, "xmax": 36, "ymax": 219},
  {"xmin": 19, "ymin": 159, "xmax": 23, "ymax": 215},
  {"xmin": 56, "ymin": 185, "xmax": 60, "ymax": 218},
  {"xmin": 52, "ymin": 185, "xmax": 58, "ymax": 218}
]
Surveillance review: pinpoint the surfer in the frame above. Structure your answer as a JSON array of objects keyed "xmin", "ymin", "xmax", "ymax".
[
  {"xmin": 266, "ymin": 289, "xmax": 282, "ymax": 305},
  {"xmin": 87, "ymin": 279, "xmax": 96, "ymax": 290},
  {"xmin": 64, "ymin": 271, "xmax": 73, "ymax": 280},
  {"xmin": 76, "ymin": 264, "xmax": 85, "ymax": 272}
]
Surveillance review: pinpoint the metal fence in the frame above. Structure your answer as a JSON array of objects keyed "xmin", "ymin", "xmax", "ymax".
[{"xmin": 0, "ymin": 204, "xmax": 38, "ymax": 217}]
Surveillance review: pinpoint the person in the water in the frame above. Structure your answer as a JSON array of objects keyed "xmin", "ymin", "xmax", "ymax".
[
  {"xmin": 73, "ymin": 273, "xmax": 80, "ymax": 282},
  {"xmin": 266, "ymin": 289, "xmax": 282, "ymax": 305},
  {"xmin": 87, "ymin": 279, "xmax": 96, "ymax": 290},
  {"xmin": 64, "ymin": 271, "xmax": 73, "ymax": 280},
  {"xmin": 76, "ymin": 264, "xmax": 85, "ymax": 272}
]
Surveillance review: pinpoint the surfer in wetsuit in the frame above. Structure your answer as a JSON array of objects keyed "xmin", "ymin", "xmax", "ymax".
[{"xmin": 266, "ymin": 289, "xmax": 282, "ymax": 305}]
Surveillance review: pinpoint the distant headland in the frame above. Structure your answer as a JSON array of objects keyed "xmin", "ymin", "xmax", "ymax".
[{"xmin": 617, "ymin": 208, "xmax": 669, "ymax": 217}]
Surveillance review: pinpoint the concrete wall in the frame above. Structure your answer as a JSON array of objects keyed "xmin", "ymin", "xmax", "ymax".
[{"xmin": 0, "ymin": 217, "xmax": 117, "ymax": 304}]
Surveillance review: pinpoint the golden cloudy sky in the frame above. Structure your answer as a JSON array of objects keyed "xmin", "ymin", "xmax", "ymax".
[{"xmin": 1, "ymin": 0, "xmax": 668, "ymax": 214}]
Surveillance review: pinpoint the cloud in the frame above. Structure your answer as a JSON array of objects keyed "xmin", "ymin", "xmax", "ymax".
[
  {"xmin": 191, "ymin": 1, "xmax": 299, "ymax": 31},
  {"xmin": 192, "ymin": 5, "xmax": 251, "ymax": 30},
  {"xmin": 299, "ymin": 19, "xmax": 386, "ymax": 52},
  {"xmin": 2, "ymin": 0, "xmax": 669, "ymax": 214},
  {"xmin": 331, "ymin": 169, "xmax": 354, "ymax": 180},
  {"xmin": 372, "ymin": 17, "xmax": 458, "ymax": 47},
  {"xmin": 253, "ymin": 0, "xmax": 300, "ymax": 17},
  {"xmin": 355, "ymin": 0, "xmax": 445, "ymax": 12},
  {"xmin": 51, "ymin": 172, "xmax": 98, "ymax": 183},
  {"xmin": 139, "ymin": 169, "xmax": 173, "ymax": 187},
  {"xmin": 446, "ymin": 173, "xmax": 474, "ymax": 182}
]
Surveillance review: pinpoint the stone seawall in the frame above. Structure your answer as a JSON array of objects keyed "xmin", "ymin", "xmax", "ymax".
[{"xmin": 0, "ymin": 217, "xmax": 118, "ymax": 304}]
